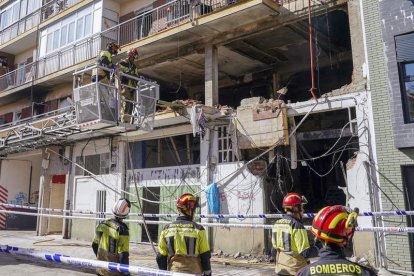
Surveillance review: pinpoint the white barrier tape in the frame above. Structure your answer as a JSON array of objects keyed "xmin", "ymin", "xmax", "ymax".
[
  {"xmin": 1, "ymin": 209, "xmax": 413, "ymax": 233},
  {"xmin": 1, "ymin": 203, "xmax": 414, "ymax": 218},
  {"xmin": 0, "ymin": 245, "xmax": 194, "ymax": 276}
]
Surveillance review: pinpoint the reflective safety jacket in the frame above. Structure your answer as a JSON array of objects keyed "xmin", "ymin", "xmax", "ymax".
[
  {"xmin": 272, "ymin": 214, "xmax": 317, "ymax": 275},
  {"xmin": 92, "ymin": 218, "xmax": 130, "ymax": 276},
  {"xmin": 118, "ymin": 59, "xmax": 139, "ymax": 87},
  {"xmin": 94, "ymin": 50, "xmax": 114, "ymax": 80},
  {"xmin": 156, "ymin": 216, "xmax": 211, "ymax": 274},
  {"xmin": 297, "ymin": 246, "xmax": 377, "ymax": 276}
]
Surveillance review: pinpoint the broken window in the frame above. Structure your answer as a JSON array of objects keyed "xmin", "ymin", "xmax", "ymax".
[
  {"xmin": 128, "ymin": 134, "xmax": 200, "ymax": 169},
  {"xmin": 75, "ymin": 153, "xmax": 111, "ymax": 176},
  {"xmin": 217, "ymin": 125, "xmax": 236, "ymax": 163}
]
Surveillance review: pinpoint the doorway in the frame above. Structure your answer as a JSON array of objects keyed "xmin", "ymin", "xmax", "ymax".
[{"xmin": 141, "ymin": 186, "xmax": 160, "ymax": 242}]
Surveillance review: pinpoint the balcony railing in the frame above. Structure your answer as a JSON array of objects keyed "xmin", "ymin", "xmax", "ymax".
[
  {"xmin": 0, "ymin": 0, "xmax": 81, "ymax": 46},
  {"xmin": 41, "ymin": 0, "xmax": 82, "ymax": 21},
  {"xmin": 0, "ymin": 0, "xmax": 242, "ymax": 93},
  {"xmin": 0, "ymin": 10, "xmax": 41, "ymax": 45},
  {"xmin": 0, "ymin": 0, "xmax": 337, "ymax": 94}
]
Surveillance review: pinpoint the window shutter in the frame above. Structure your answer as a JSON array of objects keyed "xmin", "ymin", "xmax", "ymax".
[
  {"xmin": 21, "ymin": 106, "xmax": 32, "ymax": 119},
  {"xmin": 396, "ymin": 32, "xmax": 414, "ymax": 62}
]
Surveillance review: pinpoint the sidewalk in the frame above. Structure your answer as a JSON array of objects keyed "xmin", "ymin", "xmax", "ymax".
[{"xmin": 0, "ymin": 231, "xmax": 275, "ymax": 275}]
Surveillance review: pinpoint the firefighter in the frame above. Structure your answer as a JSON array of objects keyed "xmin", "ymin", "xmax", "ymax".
[
  {"xmin": 156, "ymin": 193, "xmax": 212, "ymax": 275},
  {"xmin": 92, "ymin": 198, "xmax": 131, "ymax": 276},
  {"xmin": 297, "ymin": 205, "xmax": 377, "ymax": 276},
  {"xmin": 92, "ymin": 42, "xmax": 120, "ymax": 83},
  {"xmin": 117, "ymin": 48, "xmax": 139, "ymax": 123},
  {"xmin": 272, "ymin": 193, "xmax": 319, "ymax": 275}
]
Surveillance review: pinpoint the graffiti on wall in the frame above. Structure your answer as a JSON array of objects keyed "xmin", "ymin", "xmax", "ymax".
[
  {"xmin": 9, "ymin": 192, "xmax": 28, "ymax": 205},
  {"xmin": 127, "ymin": 166, "xmax": 200, "ymax": 186},
  {"xmin": 218, "ymin": 191, "xmax": 256, "ymax": 202}
]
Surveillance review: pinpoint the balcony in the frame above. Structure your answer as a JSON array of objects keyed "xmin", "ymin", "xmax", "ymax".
[
  {"xmin": 0, "ymin": 0, "xmax": 342, "ymax": 96},
  {"xmin": 0, "ymin": 0, "xmax": 82, "ymax": 54}
]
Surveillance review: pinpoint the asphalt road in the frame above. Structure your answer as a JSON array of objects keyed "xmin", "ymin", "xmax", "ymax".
[{"xmin": 0, "ymin": 231, "xmax": 275, "ymax": 276}]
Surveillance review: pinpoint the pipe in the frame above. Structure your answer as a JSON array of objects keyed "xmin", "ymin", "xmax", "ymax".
[
  {"xmin": 308, "ymin": 0, "xmax": 317, "ymax": 100},
  {"xmin": 387, "ymin": 268, "xmax": 414, "ymax": 275}
]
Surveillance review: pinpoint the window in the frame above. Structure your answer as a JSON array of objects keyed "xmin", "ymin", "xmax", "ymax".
[
  {"xmin": 38, "ymin": 3, "xmax": 102, "ymax": 57},
  {"xmin": 96, "ymin": 190, "xmax": 106, "ymax": 219},
  {"xmin": 0, "ymin": 1, "xmax": 20, "ymax": 30},
  {"xmin": 399, "ymin": 63, "xmax": 414, "ymax": 123},
  {"xmin": 75, "ymin": 153, "xmax": 110, "ymax": 176},
  {"xmin": 395, "ymin": 32, "xmax": 414, "ymax": 123},
  {"xmin": 60, "ymin": 25, "xmax": 67, "ymax": 46},
  {"xmin": 129, "ymin": 134, "xmax": 200, "ymax": 169},
  {"xmin": 0, "ymin": 0, "xmax": 41, "ymax": 30},
  {"xmin": 217, "ymin": 126, "xmax": 236, "ymax": 163}
]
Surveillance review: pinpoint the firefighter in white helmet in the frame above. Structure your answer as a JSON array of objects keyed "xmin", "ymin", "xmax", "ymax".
[{"xmin": 92, "ymin": 198, "xmax": 131, "ymax": 276}]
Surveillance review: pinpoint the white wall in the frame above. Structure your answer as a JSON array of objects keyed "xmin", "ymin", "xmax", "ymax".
[
  {"xmin": 346, "ymin": 92, "xmax": 374, "ymax": 227},
  {"xmin": 71, "ymin": 137, "xmax": 122, "ymax": 240},
  {"xmin": 0, "ymin": 151, "xmax": 42, "ymax": 206},
  {"xmin": 120, "ymin": 0, "xmax": 152, "ymax": 16}
]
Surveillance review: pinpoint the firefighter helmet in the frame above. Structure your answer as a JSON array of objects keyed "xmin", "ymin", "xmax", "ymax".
[
  {"xmin": 282, "ymin": 192, "xmax": 307, "ymax": 209},
  {"xmin": 311, "ymin": 205, "xmax": 359, "ymax": 246},
  {"xmin": 106, "ymin": 42, "xmax": 120, "ymax": 55},
  {"xmin": 128, "ymin": 48, "xmax": 139, "ymax": 59},
  {"xmin": 112, "ymin": 198, "xmax": 131, "ymax": 219},
  {"xmin": 176, "ymin": 193, "xmax": 199, "ymax": 214}
]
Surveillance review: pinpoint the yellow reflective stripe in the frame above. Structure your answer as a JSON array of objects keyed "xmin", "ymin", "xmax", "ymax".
[
  {"xmin": 198, "ymin": 229, "xmax": 210, "ymax": 254},
  {"xmin": 292, "ymin": 228, "xmax": 310, "ymax": 253},
  {"xmin": 159, "ymin": 225, "xmax": 209, "ymax": 256},
  {"xmin": 100, "ymin": 50, "xmax": 112, "ymax": 63},
  {"xmin": 158, "ymin": 230, "xmax": 168, "ymax": 256},
  {"xmin": 272, "ymin": 222, "xmax": 290, "ymax": 251},
  {"xmin": 313, "ymin": 207, "xmax": 328, "ymax": 224},
  {"xmin": 328, "ymin": 213, "xmax": 348, "ymax": 229}
]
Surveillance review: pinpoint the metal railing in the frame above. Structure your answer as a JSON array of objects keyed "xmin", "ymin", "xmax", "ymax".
[
  {"xmin": 0, "ymin": 0, "xmax": 242, "ymax": 93},
  {"xmin": 0, "ymin": 0, "xmax": 81, "ymax": 46},
  {"xmin": 0, "ymin": 9, "xmax": 41, "ymax": 45},
  {"xmin": 0, "ymin": 34, "xmax": 103, "ymax": 92},
  {"xmin": 41, "ymin": 0, "xmax": 82, "ymax": 21}
]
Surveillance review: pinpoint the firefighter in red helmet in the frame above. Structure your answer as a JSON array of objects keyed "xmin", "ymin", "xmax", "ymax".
[
  {"xmin": 156, "ymin": 193, "xmax": 211, "ymax": 275},
  {"xmin": 297, "ymin": 205, "xmax": 376, "ymax": 276},
  {"xmin": 272, "ymin": 193, "xmax": 319, "ymax": 275}
]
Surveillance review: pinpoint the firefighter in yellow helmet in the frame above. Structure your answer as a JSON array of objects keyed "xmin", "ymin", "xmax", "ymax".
[
  {"xmin": 92, "ymin": 198, "xmax": 131, "ymax": 276},
  {"xmin": 117, "ymin": 48, "xmax": 139, "ymax": 123},
  {"xmin": 272, "ymin": 193, "xmax": 319, "ymax": 275},
  {"xmin": 156, "ymin": 193, "xmax": 212, "ymax": 275},
  {"xmin": 92, "ymin": 42, "xmax": 120, "ymax": 82},
  {"xmin": 297, "ymin": 205, "xmax": 376, "ymax": 276}
]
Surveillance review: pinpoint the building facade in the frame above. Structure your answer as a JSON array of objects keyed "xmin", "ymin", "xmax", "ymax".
[
  {"xmin": 0, "ymin": 0, "xmax": 410, "ymax": 271},
  {"xmin": 374, "ymin": 0, "xmax": 414, "ymax": 272}
]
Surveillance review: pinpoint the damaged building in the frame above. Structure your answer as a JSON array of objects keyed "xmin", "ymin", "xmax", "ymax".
[{"xmin": 0, "ymin": 0, "xmax": 411, "ymax": 272}]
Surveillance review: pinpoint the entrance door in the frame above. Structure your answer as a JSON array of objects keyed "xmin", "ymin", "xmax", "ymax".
[
  {"xmin": 47, "ymin": 175, "xmax": 65, "ymax": 233},
  {"xmin": 402, "ymin": 165, "xmax": 414, "ymax": 272}
]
